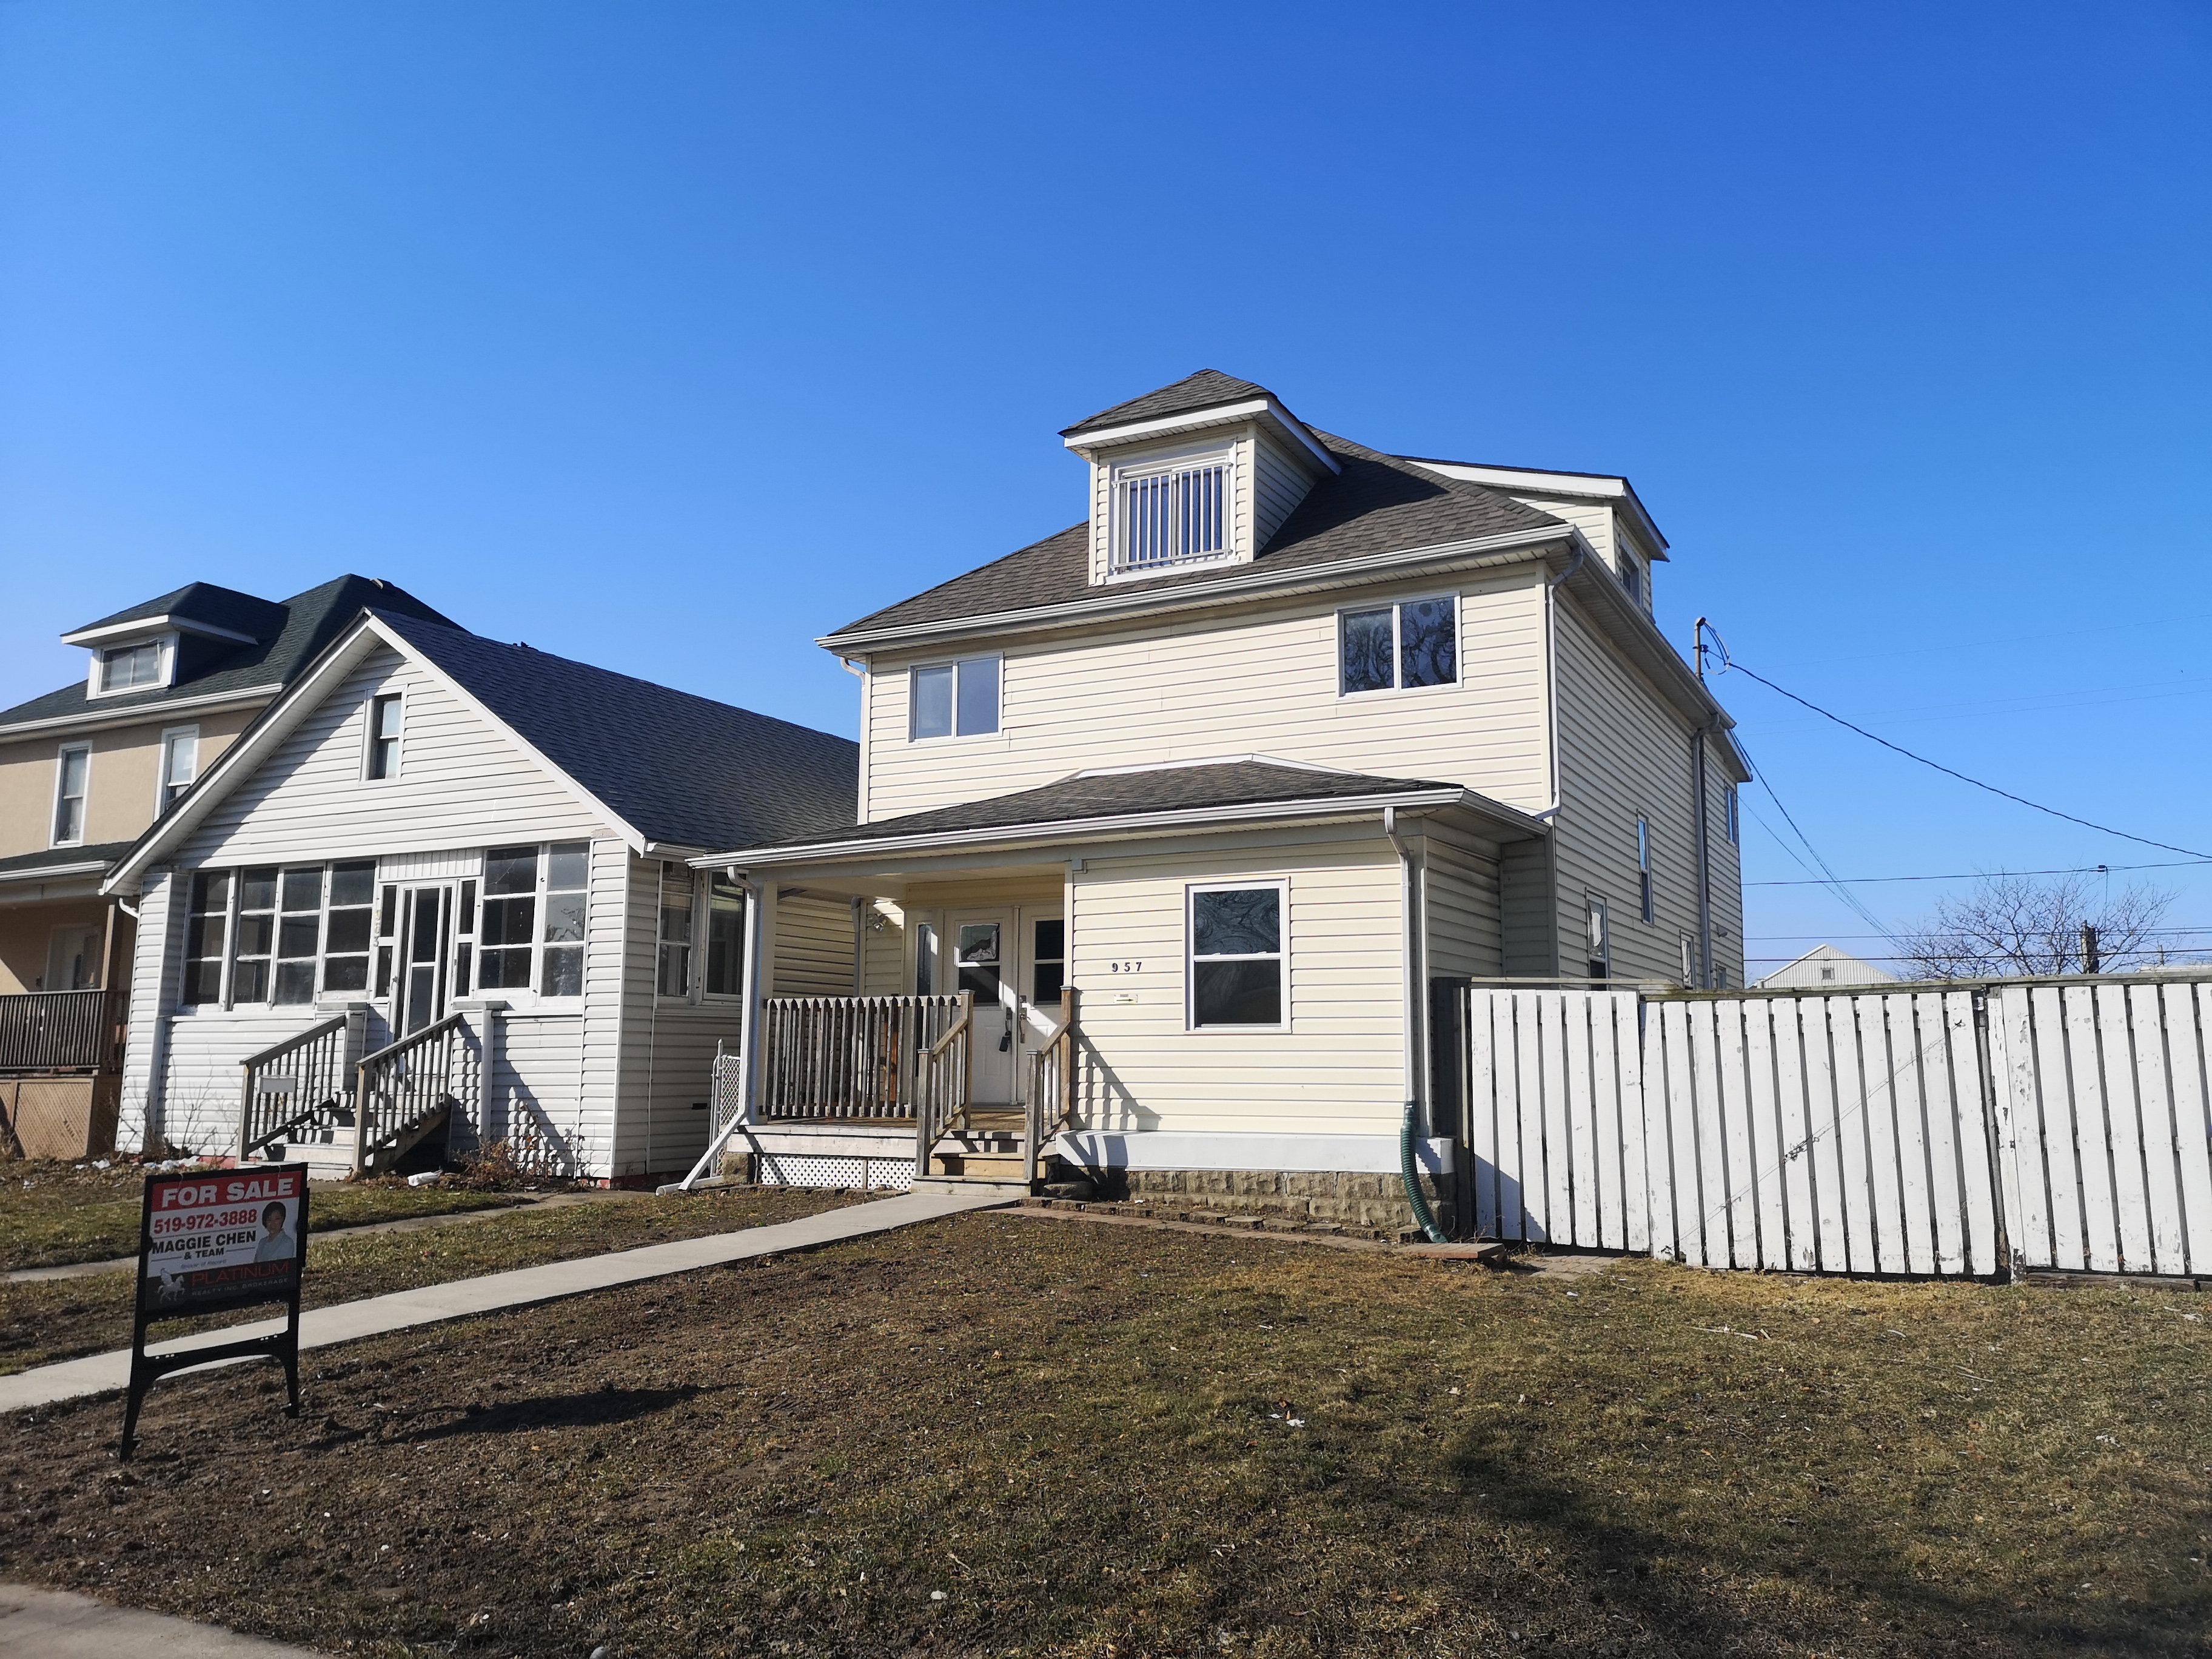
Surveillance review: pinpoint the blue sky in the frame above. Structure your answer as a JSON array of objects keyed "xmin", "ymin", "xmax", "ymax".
[{"xmin": 3, "ymin": 1, "xmax": 2208, "ymax": 970}]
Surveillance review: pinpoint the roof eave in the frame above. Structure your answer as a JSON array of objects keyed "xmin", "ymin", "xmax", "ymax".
[
  {"xmin": 691, "ymin": 785, "xmax": 1541, "ymax": 871},
  {"xmin": 1062, "ymin": 396, "xmax": 1339, "ymax": 476},
  {"xmin": 817, "ymin": 525, "xmax": 1571, "ymax": 656}
]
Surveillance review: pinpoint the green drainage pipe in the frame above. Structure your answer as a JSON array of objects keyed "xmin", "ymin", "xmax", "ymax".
[{"xmin": 1401, "ymin": 1101, "xmax": 1448, "ymax": 1243}]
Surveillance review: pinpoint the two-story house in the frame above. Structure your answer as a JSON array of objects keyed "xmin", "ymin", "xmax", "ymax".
[
  {"xmin": 0, "ymin": 576, "xmax": 455, "ymax": 1156},
  {"xmin": 99, "ymin": 609, "xmax": 862, "ymax": 1184},
  {"xmin": 692, "ymin": 372, "xmax": 1750, "ymax": 1235}
]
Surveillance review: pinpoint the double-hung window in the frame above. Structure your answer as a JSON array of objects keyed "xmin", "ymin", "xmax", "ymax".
[
  {"xmin": 158, "ymin": 728, "xmax": 199, "ymax": 815},
  {"xmin": 910, "ymin": 657, "xmax": 999, "ymax": 740},
  {"xmin": 1113, "ymin": 449, "xmax": 1232, "ymax": 573},
  {"xmin": 478, "ymin": 842, "xmax": 589, "ymax": 997},
  {"xmin": 1188, "ymin": 883, "xmax": 1286, "ymax": 1028},
  {"xmin": 322, "ymin": 863, "xmax": 376, "ymax": 994},
  {"xmin": 704, "ymin": 875, "xmax": 748, "ymax": 996},
  {"xmin": 366, "ymin": 694, "xmax": 403, "ymax": 779},
  {"xmin": 52, "ymin": 745, "xmax": 90, "ymax": 845},
  {"xmin": 1637, "ymin": 817, "xmax": 1654, "ymax": 925},
  {"xmin": 1339, "ymin": 596, "xmax": 1458, "ymax": 695},
  {"xmin": 184, "ymin": 872, "xmax": 231, "ymax": 1007},
  {"xmin": 657, "ymin": 870, "xmax": 694, "ymax": 997}
]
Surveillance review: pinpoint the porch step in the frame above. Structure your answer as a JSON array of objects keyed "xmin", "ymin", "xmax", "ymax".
[
  {"xmin": 911, "ymin": 1176, "xmax": 1031, "ymax": 1199},
  {"xmin": 933, "ymin": 1151, "xmax": 1028, "ymax": 1181}
]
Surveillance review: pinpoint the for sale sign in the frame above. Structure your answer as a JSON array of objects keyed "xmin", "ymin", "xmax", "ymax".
[
  {"xmin": 122, "ymin": 1163, "xmax": 309, "ymax": 1458},
  {"xmin": 141, "ymin": 1166, "xmax": 308, "ymax": 1316}
]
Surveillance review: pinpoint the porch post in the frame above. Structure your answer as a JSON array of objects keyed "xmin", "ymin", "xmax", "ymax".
[{"xmin": 740, "ymin": 879, "xmax": 775, "ymax": 1129}]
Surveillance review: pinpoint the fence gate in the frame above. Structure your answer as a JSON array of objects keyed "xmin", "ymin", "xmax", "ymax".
[{"xmin": 1457, "ymin": 974, "xmax": 2212, "ymax": 1280}]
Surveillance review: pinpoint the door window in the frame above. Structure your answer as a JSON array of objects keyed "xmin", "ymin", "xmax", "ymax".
[
  {"xmin": 956, "ymin": 923, "xmax": 1002, "ymax": 1000},
  {"xmin": 402, "ymin": 888, "xmax": 448, "ymax": 1033}
]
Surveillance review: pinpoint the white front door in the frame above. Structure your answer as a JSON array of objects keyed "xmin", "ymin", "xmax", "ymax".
[
  {"xmin": 951, "ymin": 911, "xmax": 1016, "ymax": 1106},
  {"xmin": 45, "ymin": 924, "xmax": 102, "ymax": 991}
]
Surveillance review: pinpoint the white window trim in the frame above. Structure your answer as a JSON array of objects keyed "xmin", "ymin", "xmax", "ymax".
[
  {"xmin": 905, "ymin": 654, "xmax": 1003, "ymax": 744},
  {"xmin": 363, "ymin": 691, "xmax": 405, "ymax": 782},
  {"xmin": 1104, "ymin": 440, "xmax": 1239, "ymax": 583},
  {"xmin": 50, "ymin": 742, "xmax": 91, "ymax": 847},
  {"xmin": 156, "ymin": 725, "xmax": 201, "ymax": 817},
  {"xmin": 1335, "ymin": 592, "xmax": 1463, "ymax": 700},
  {"xmin": 1184, "ymin": 878, "xmax": 1290, "ymax": 1033},
  {"xmin": 84, "ymin": 632, "xmax": 177, "ymax": 700}
]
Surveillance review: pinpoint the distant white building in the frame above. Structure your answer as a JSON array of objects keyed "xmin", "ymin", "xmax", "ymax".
[{"xmin": 1756, "ymin": 943, "xmax": 1895, "ymax": 990}]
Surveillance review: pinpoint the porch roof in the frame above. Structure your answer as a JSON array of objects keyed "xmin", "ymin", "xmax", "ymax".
[{"xmin": 697, "ymin": 758, "xmax": 1543, "ymax": 870}]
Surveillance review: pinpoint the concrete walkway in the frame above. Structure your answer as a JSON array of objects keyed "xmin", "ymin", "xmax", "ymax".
[
  {"xmin": 0, "ymin": 1584, "xmax": 316, "ymax": 1657},
  {"xmin": 7, "ymin": 1188, "xmax": 641, "ymax": 1284},
  {"xmin": 0, "ymin": 1188, "xmax": 1008, "ymax": 1416}
]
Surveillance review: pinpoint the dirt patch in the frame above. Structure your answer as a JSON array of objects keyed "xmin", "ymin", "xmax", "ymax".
[
  {"xmin": 1, "ymin": 1185, "xmax": 863, "ymax": 1374},
  {"xmin": 2, "ymin": 1210, "xmax": 2205, "ymax": 1657}
]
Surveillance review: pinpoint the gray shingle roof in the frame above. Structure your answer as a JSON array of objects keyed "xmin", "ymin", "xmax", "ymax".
[
  {"xmin": 374, "ymin": 612, "xmax": 857, "ymax": 851},
  {"xmin": 1, "ymin": 575, "xmax": 459, "ymax": 730},
  {"xmin": 736, "ymin": 759, "xmax": 1460, "ymax": 854},
  {"xmin": 826, "ymin": 429, "xmax": 1566, "ymax": 640},
  {"xmin": 0, "ymin": 841, "xmax": 137, "ymax": 880},
  {"xmin": 1059, "ymin": 369, "xmax": 1278, "ymax": 438}
]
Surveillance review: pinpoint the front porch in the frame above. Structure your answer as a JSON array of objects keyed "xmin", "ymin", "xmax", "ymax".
[{"xmin": 711, "ymin": 988, "xmax": 1081, "ymax": 1194}]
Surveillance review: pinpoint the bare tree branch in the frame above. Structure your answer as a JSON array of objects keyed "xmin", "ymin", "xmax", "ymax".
[{"xmin": 1900, "ymin": 872, "xmax": 2179, "ymax": 979}]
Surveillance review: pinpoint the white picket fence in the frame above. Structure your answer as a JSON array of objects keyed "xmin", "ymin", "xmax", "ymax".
[{"xmin": 1455, "ymin": 978, "xmax": 2212, "ymax": 1280}]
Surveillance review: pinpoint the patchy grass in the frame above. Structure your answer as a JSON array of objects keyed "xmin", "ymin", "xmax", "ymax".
[
  {"xmin": 0, "ymin": 1185, "xmax": 862, "ymax": 1374},
  {"xmin": 0, "ymin": 1160, "xmax": 532, "ymax": 1272},
  {"xmin": 3, "ymin": 1209, "xmax": 2204, "ymax": 1658}
]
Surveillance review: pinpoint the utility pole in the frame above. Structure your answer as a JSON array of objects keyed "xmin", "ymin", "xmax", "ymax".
[{"xmin": 2080, "ymin": 922, "xmax": 2100, "ymax": 976}]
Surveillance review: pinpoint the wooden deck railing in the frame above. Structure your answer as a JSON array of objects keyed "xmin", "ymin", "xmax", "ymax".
[
  {"xmin": 238, "ymin": 1011, "xmax": 358, "ymax": 1161},
  {"xmin": 1024, "ymin": 988, "xmax": 1079, "ymax": 1185},
  {"xmin": 912, "ymin": 993, "xmax": 974, "ymax": 1178},
  {"xmin": 353, "ymin": 1013, "xmax": 478, "ymax": 1175},
  {"xmin": 0, "ymin": 989, "xmax": 126, "ymax": 1073},
  {"xmin": 758, "ymin": 994, "xmax": 970, "ymax": 1121}
]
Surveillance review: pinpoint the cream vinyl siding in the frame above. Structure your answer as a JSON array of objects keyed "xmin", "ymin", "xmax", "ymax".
[
  {"xmin": 1550, "ymin": 600, "xmax": 1712, "ymax": 982},
  {"xmin": 181, "ymin": 649, "xmax": 607, "ymax": 867},
  {"xmin": 1499, "ymin": 839, "xmax": 1556, "ymax": 977},
  {"xmin": 864, "ymin": 571, "xmax": 1551, "ymax": 821},
  {"xmin": 771, "ymin": 890, "xmax": 859, "ymax": 995},
  {"xmin": 1509, "ymin": 493, "xmax": 1615, "ymax": 566},
  {"xmin": 1067, "ymin": 830, "xmax": 1404, "ymax": 1136},
  {"xmin": 860, "ymin": 900, "xmax": 907, "ymax": 994},
  {"xmin": 610, "ymin": 854, "xmax": 741, "ymax": 1179},
  {"xmin": 1252, "ymin": 429, "xmax": 1316, "ymax": 549},
  {"xmin": 1422, "ymin": 834, "xmax": 1504, "ymax": 980},
  {"xmin": 1705, "ymin": 762, "xmax": 1746, "ymax": 987}
]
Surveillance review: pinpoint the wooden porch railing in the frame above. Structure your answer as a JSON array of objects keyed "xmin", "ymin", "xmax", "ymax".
[
  {"xmin": 352, "ymin": 1012, "xmax": 477, "ymax": 1175},
  {"xmin": 758, "ymin": 993, "xmax": 969, "ymax": 1121},
  {"xmin": 913, "ymin": 993, "xmax": 974, "ymax": 1178},
  {"xmin": 1024, "ymin": 987, "xmax": 1079, "ymax": 1185},
  {"xmin": 0, "ymin": 988, "xmax": 126, "ymax": 1073},
  {"xmin": 238, "ymin": 1010, "xmax": 359, "ymax": 1162}
]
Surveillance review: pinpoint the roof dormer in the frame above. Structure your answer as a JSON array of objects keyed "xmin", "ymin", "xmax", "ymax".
[
  {"xmin": 1061, "ymin": 370, "xmax": 1339, "ymax": 587},
  {"xmin": 59, "ymin": 582, "xmax": 270, "ymax": 700}
]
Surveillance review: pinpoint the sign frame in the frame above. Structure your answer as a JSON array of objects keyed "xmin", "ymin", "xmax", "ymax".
[{"xmin": 121, "ymin": 1163, "xmax": 309, "ymax": 1460}]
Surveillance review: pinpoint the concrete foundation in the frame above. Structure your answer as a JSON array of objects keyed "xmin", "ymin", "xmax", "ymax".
[{"xmin": 1108, "ymin": 1166, "xmax": 1456, "ymax": 1238}]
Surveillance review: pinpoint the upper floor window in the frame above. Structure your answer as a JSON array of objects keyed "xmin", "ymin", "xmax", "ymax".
[
  {"xmin": 366, "ymin": 694, "xmax": 404, "ymax": 779},
  {"xmin": 158, "ymin": 727, "xmax": 199, "ymax": 815},
  {"xmin": 1113, "ymin": 449, "xmax": 1232, "ymax": 574},
  {"xmin": 52, "ymin": 744, "xmax": 89, "ymax": 845},
  {"xmin": 910, "ymin": 656, "xmax": 999, "ymax": 740},
  {"xmin": 1619, "ymin": 555, "xmax": 1644, "ymax": 609},
  {"xmin": 99, "ymin": 640, "xmax": 164, "ymax": 693},
  {"xmin": 1339, "ymin": 596, "xmax": 1458, "ymax": 695},
  {"xmin": 1725, "ymin": 784, "xmax": 1740, "ymax": 846}
]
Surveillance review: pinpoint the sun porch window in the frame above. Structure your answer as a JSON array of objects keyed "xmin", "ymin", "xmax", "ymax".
[
  {"xmin": 477, "ymin": 842, "xmax": 589, "ymax": 998},
  {"xmin": 178, "ymin": 859, "xmax": 378, "ymax": 1007}
]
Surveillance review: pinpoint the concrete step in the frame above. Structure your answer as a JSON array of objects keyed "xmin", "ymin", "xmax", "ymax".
[{"xmin": 911, "ymin": 1176, "xmax": 1031, "ymax": 1199}]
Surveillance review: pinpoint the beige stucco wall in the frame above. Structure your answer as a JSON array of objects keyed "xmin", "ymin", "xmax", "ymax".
[{"xmin": 0, "ymin": 705, "xmax": 259, "ymax": 859}]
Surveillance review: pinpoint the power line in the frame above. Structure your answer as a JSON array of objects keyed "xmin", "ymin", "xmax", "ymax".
[
  {"xmin": 1722, "ymin": 659, "xmax": 2212, "ymax": 862},
  {"xmin": 1748, "ymin": 857, "xmax": 2212, "ymax": 888}
]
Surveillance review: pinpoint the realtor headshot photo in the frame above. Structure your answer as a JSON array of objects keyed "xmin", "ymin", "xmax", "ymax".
[{"xmin": 253, "ymin": 1201, "xmax": 296, "ymax": 1263}]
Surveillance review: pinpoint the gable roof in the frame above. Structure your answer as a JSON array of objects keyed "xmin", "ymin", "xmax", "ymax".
[
  {"xmin": 706, "ymin": 757, "xmax": 1540, "ymax": 866},
  {"xmin": 374, "ymin": 612, "xmax": 859, "ymax": 851},
  {"xmin": 0, "ymin": 575, "xmax": 458, "ymax": 734},
  {"xmin": 1059, "ymin": 369, "xmax": 1279, "ymax": 438},
  {"xmin": 825, "ymin": 429, "xmax": 1565, "ymax": 643},
  {"xmin": 104, "ymin": 608, "xmax": 860, "ymax": 894}
]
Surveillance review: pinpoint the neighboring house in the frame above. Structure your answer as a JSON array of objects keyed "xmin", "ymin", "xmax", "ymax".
[
  {"xmin": 0, "ymin": 576, "xmax": 454, "ymax": 1156},
  {"xmin": 691, "ymin": 371, "xmax": 1752, "ymax": 1233},
  {"xmin": 1755, "ymin": 943, "xmax": 1894, "ymax": 990},
  {"xmin": 100, "ymin": 609, "xmax": 860, "ymax": 1182}
]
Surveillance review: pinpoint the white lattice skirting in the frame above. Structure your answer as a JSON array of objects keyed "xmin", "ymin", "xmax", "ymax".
[{"xmin": 755, "ymin": 1152, "xmax": 914, "ymax": 1192}]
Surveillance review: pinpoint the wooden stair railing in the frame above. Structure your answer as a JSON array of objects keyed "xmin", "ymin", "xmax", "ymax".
[
  {"xmin": 238, "ymin": 1010, "xmax": 360, "ymax": 1162},
  {"xmin": 1023, "ymin": 987, "xmax": 1079, "ymax": 1186},
  {"xmin": 912, "ymin": 991, "xmax": 973, "ymax": 1179},
  {"xmin": 352, "ymin": 1012, "xmax": 478, "ymax": 1176}
]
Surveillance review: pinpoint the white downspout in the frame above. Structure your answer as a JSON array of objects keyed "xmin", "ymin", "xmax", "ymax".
[{"xmin": 1382, "ymin": 807, "xmax": 1421, "ymax": 1121}]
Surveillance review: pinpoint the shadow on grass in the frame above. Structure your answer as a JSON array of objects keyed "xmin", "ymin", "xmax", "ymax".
[
  {"xmin": 411, "ymin": 1384, "xmax": 712, "ymax": 1440},
  {"xmin": 1445, "ymin": 1420, "xmax": 2182, "ymax": 1657}
]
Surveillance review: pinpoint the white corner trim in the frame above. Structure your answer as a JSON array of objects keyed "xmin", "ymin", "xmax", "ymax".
[{"xmin": 1055, "ymin": 1129, "xmax": 1453, "ymax": 1175}]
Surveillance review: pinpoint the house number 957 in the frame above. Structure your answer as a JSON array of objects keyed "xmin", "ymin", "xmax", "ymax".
[{"xmin": 1108, "ymin": 960, "xmax": 1142, "ymax": 973}]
